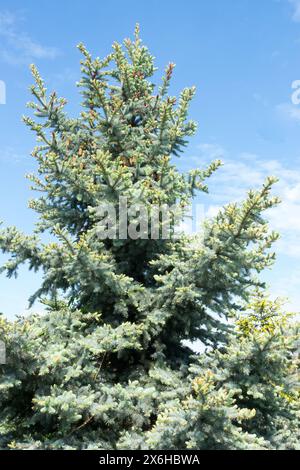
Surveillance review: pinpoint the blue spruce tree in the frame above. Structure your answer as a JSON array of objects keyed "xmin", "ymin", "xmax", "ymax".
[{"xmin": 0, "ymin": 26, "xmax": 298, "ymax": 449}]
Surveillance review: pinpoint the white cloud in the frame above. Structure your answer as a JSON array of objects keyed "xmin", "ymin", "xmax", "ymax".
[
  {"xmin": 193, "ymin": 143, "xmax": 300, "ymax": 309},
  {"xmin": 276, "ymin": 102, "xmax": 300, "ymax": 122},
  {"xmin": 0, "ymin": 11, "xmax": 59, "ymax": 65},
  {"xmin": 205, "ymin": 204, "xmax": 221, "ymax": 219},
  {"xmin": 197, "ymin": 143, "xmax": 225, "ymax": 160},
  {"xmin": 270, "ymin": 268, "xmax": 300, "ymax": 312},
  {"xmin": 289, "ymin": 0, "xmax": 300, "ymax": 22},
  {"xmin": 0, "ymin": 147, "xmax": 25, "ymax": 164},
  {"xmin": 195, "ymin": 144, "xmax": 300, "ymax": 259}
]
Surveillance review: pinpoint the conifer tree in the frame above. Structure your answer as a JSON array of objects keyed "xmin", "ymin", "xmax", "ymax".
[
  {"xmin": 0, "ymin": 26, "xmax": 298, "ymax": 449},
  {"xmin": 133, "ymin": 293, "xmax": 299, "ymax": 451}
]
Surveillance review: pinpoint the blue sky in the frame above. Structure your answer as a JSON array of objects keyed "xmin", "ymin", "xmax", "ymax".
[{"xmin": 0, "ymin": 0, "xmax": 300, "ymax": 317}]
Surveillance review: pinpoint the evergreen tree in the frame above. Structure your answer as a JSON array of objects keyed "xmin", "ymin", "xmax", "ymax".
[
  {"xmin": 136, "ymin": 293, "xmax": 299, "ymax": 451},
  {"xmin": 0, "ymin": 26, "xmax": 298, "ymax": 449}
]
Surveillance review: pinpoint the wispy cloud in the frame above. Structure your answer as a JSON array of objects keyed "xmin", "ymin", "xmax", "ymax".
[
  {"xmin": 0, "ymin": 11, "xmax": 60, "ymax": 65},
  {"xmin": 194, "ymin": 144, "xmax": 300, "ymax": 259},
  {"xmin": 0, "ymin": 147, "xmax": 27, "ymax": 165},
  {"xmin": 288, "ymin": 0, "xmax": 300, "ymax": 22},
  {"xmin": 192, "ymin": 142, "xmax": 300, "ymax": 309},
  {"xmin": 276, "ymin": 102, "xmax": 300, "ymax": 122}
]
